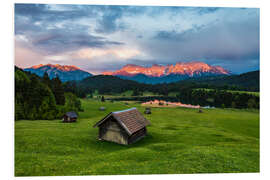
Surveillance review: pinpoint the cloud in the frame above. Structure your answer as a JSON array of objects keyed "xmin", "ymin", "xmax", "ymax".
[
  {"xmin": 15, "ymin": 4, "xmax": 148, "ymax": 35},
  {"xmin": 196, "ymin": 7, "xmax": 220, "ymax": 15},
  {"xmin": 72, "ymin": 47, "xmax": 140, "ymax": 59},
  {"xmin": 14, "ymin": 4, "xmax": 259, "ymax": 74},
  {"xmin": 15, "ymin": 23, "xmax": 124, "ymax": 55},
  {"xmin": 95, "ymin": 6, "xmax": 125, "ymax": 34},
  {"xmin": 15, "ymin": 4, "xmax": 94, "ymax": 22},
  {"xmin": 150, "ymin": 9, "xmax": 259, "ymax": 62},
  {"xmin": 94, "ymin": 6, "xmax": 149, "ymax": 34},
  {"xmin": 32, "ymin": 32, "xmax": 124, "ymax": 54},
  {"xmin": 15, "ymin": 42, "xmax": 46, "ymax": 68}
]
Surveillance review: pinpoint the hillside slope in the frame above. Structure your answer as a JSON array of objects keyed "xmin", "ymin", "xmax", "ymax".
[{"xmin": 182, "ymin": 70, "xmax": 259, "ymax": 91}]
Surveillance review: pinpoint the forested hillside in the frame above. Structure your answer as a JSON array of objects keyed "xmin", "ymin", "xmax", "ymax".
[
  {"xmin": 62, "ymin": 70, "xmax": 260, "ymax": 109},
  {"xmin": 64, "ymin": 70, "xmax": 259, "ymax": 99},
  {"xmin": 182, "ymin": 70, "xmax": 259, "ymax": 91},
  {"xmin": 15, "ymin": 67, "xmax": 82, "ymax": 120}
]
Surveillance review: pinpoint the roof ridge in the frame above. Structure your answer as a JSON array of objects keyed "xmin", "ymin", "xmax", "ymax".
[{"xmin": 112, "ymin": 107, "xmax": 137, "ymax": 114}]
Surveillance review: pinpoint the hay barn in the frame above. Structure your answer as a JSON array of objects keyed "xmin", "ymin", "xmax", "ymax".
[
  {"xmin": 93, "ymin": 108, "xmax": 150, "ymax": 145},
  {"xmin": 63, "ymin": 111, "xmax": 78, "ymax": 123}
]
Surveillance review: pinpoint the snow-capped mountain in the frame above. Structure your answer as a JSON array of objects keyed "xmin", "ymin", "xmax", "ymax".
[
  {"xmin": 24, "ymin": 64, "xmax": 92, "ymax": 82},
  {"xmin": 102, "ymin": 61, "xmax": 230, "ymax": 84}
]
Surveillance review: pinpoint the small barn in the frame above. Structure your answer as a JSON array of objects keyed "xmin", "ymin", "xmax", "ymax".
[
  {"xmin": 144, "ymin": 107, "xmax": 151, "ymax": 114},
  {"xmin": 93, "ymin": 108, "xmax": 150, "ymax": 145},
  {"xmin": 63, "ymin": 111, "xmax": 78, "ymax": 123}
]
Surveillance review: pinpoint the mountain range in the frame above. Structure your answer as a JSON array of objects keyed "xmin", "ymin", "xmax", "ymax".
[
  {"xmin": 20, "ymin": 62, "xmax": 259, "ymax": 92},
  {"xmin": 23, "ymin": 62, "xmax": 231, "ymax": 84},
  {"xmin": 24, "ymin": 64, "xmax": 92, "ymax": 82},
  {"xmin": 103, "ymin": 62, "xmax": 230, "ymax": 84}
]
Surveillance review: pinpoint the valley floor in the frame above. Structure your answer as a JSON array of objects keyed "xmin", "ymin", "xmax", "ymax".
[{"xmin": 15, "ymin": 99, "xmax": 259, "ymax": 176}]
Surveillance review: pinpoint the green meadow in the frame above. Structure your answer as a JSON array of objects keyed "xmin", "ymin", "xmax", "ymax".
[{"xmin": 15, "ymin": 99, "xmax": 259, "ymax": 176}]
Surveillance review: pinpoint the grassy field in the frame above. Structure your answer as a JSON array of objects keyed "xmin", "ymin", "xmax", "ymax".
[{"xmin": 15, "ymin": 99, "xmax": 259, "ymax": 176}]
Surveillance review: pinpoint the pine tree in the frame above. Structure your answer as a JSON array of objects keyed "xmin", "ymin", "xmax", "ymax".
[
  {"xmin": 51, "ymin": 76, "xmax": 65, "ymax": 105},
  {"xmin": 101, "ymin": 96, "xmax": 105, "ymax": 102},
  {"xmin": 42, "ymin": 72, "xmax": 51, "ymax": 88}
]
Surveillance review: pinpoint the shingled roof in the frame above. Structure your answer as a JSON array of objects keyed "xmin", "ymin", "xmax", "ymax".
[{"xmin": 93, "ymin": 108, "xmax": 150, "ymax": 135}]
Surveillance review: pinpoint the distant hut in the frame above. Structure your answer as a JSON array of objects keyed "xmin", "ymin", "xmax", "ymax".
[
  {"xmin": 93, "ymin": 108, "xmax": 150, "ymax": 145},
  {"xmin": 63, "ymin": 111, "xmax": 78, "ymax": 123},
  {"xmin": 99, "ymin": 107, "xmax": 106, "ymax": 111},
  {"xmin": 144, "ymin": 107, "xmax": 151, "ymax": 114}
]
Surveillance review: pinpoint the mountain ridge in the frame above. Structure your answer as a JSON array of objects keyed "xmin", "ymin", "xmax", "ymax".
[
  {"xmin": 103, "ymin": 61, "xmax": 230, "ymax": 84},
  {"xmin": 103, "ymin": 61, "xmax": 230, "ymax": 77},
  {"xmin": 24, "ymin": 64, "xmax": 92, "ymax": 82}
]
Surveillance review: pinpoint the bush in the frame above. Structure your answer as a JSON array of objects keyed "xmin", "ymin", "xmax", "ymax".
[
  {"xmin": 101, "ymin": 96, "xmax": 105, "ymax": 102},
  {"xmin": 159, "ymin": 102, "xmax": 164, "ymax": 106}
]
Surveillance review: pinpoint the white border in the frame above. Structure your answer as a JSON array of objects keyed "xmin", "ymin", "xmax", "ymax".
[
  {"xmin": 9, "ymin": 0, "xmax": 262, "ymax": 8},
  {"xmin": 1, "ymin": 0, "xmax": 270, "ymax": 180}
]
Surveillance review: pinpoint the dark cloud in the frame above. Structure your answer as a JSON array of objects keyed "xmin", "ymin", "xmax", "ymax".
[
  {"xmin": 94, "ymin": 6, "xmax": 148, "ymax": 34},
  {"xmin": 154, "ymin": 24, "xmax": 206, "ymax": 41},
  {"xmin": 13, "ymin": 4, "xmax": 223, "ymax": 36},
  {"xmin": 150, "ymin": 14, "xmax": 259, "ymax": 63},
  {"xmin": 16, "ymin": 22, "xmax": 124, "ymax": 55},
  {"xmin": 95, "ymin": 6, "xmax": 125, "ymax": 34},
  {"xmin": 15, "ymin": 4, "xmax": 48, "ymax": 17},
  {"xmin": 30, "ymin": 30, "xmax": 124, "ymax": 54},
  {"xmin": 196, "ymin": 7, "xmax": 220, "ymax": 15},
  {"xmin": 15, "ymin": 4, "xmax": 96, "ymax": 22},
  {"xmin": 15, "ymin": 4, "xmax": 125, "ymax": 55},
  {"xmin": 15, "ymin": 4, "xmax": 148, "ymax": 35}
]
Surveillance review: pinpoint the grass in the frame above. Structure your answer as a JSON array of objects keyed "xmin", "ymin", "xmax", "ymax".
[{"xmin": 15, "ymin": 99, "xmax": 259, "ymax": 176}]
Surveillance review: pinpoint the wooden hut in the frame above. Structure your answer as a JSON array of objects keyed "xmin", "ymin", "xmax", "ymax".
[
  {"xmin": 63, "ymin": 111, "xmax": 78, "ymax": 123},
  {"xmin": 144, "ymin": 107, "xmax": 151, "ymax": 114},
  {"xmin": 99, "ymin": 107, "xmax": 106, "ymax": 111},
  {"xmin": 93, "ymin": 108, "xmax": 150, "ymax": 145}
]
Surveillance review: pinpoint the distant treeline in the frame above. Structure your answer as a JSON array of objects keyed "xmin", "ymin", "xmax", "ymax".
[
  {"xmin": 61, "ymin": 71, "xmax": 259, "ymax": 109},
  {"xmin": 106, "ymin": 96, "xmax": 179, "ymax": 102},
  {"xmin": 15, "ymin": 67, "xmax": 82, "ymax": 120},
  {"xmin": 54, "ymin": 70, "xmax": 260, "ymax": 110},
  {"xmin": 177, "ymin": 89, "xmax": 259, "ymax": 109},
  {"xmin": 63, "ymin": 71, "xmax": 259, "ymax": 99},
  {"xmin": 106, "ymin": 88, "xmax": 259, "ymax": 109}
]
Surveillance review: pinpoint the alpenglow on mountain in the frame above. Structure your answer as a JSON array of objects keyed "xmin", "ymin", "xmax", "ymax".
[
  {"xmin": 103, "ymin": 61, "xmax": 230, "ymax": 84},
  {"xmin": 24, "ymin": 64, "xmax": 92, "ymax": 82}
]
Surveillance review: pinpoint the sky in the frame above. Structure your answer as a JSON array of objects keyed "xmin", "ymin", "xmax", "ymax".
[{"xmin": 14, "ymin": 4, "xmax": 259, "ymax": 74}]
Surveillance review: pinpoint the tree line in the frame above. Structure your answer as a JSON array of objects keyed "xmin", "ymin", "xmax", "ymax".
[
  {"xmin": 61, "ymin": 74, "xmax": 259, "ymax": 109},
  {"xmin": 176, "ymin": 89, "xmax": 259, "ymax": 109},
  {"xmin": 64, "ymin": 75, "xmax": 259, "ymax": 98},
  {"xmin": 106, "ymin": 89, "xmax": 259, "ymax": 109}
]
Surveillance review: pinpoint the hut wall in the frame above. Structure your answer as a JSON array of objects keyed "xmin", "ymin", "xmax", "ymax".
[
  {"xmin": 99, "ymin": 117, "xmax": 129, "ymax": 145},
  {"xmin": 128, "ymin": 127, "xmax": 147, "ymax": 144},
  {"xmin": 63, "ymin": 116, "xmax": 77, "ymax": 122},
  {"xmin": 63, "ymin": 115, "xmax": 69, "ymax": 122},
  {"xmin": 70, "ymin": 118, "xmax": 76, "ymax": 122}
]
